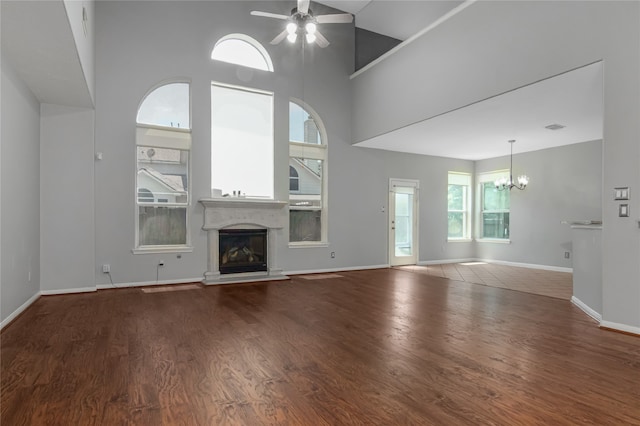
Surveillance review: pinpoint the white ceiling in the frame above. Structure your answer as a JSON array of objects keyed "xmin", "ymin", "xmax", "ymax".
[
  {"xmin": 317, "ymin": 0, "xmax": 463, "ymax": 40},
  {"xmin": 1, "ymin": 1, "xmax": 93, "ymax": 108},
  {"xmin": 354, "ymin": 62, "xmax": 604, "ymax": 160}
]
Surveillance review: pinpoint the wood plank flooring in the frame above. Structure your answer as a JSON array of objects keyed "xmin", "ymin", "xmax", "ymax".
[
  {"xmin": 2, "ymin": 268, "xmax": 639, "ymax": 425},
  {"xmin": 396, "ymin": 263, "xmax": 573, "ymax": 300}
]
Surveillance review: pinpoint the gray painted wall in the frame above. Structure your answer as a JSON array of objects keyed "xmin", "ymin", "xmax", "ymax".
[
  {"xmin": 572, "ymin": 227, "xmax": 602, "ymax": 315},
  {"xmin": 1, "ymin": 57, "xmax": 41, "ymax": 323},
  {"xmin": 93, "ymin": 1, "xmax": 475, "ymax": 285},
  {"xmin": 94, "ymin": 0, "xmax": 354, "ymax": 285},
  {"xmin": 40, "ymin": 104, "xmax": 95, "ymax": 293},
  {"xmin": 352, "ymin": 1, "xmax": 640, "ymax": 330},
  {"xmin": 475, "ymin": 141, "xmax": 602, "ymax": 268}
]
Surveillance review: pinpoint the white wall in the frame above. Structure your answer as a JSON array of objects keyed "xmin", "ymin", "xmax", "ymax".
[
  {"xmin": 475, "ymin": 140, "xmax": 602, "ymax": 268},
  {"xmin": 40, "ymin": 104, "xmax": 95, "ymax": 293},
  {"xmin": 63, "ymin": 0, "xmax": 95, "ymax": 105},
  {"xmin": 1, "ymin": 57, "xmax": 41, "ymax": 323},
  {"xmin": 352, "ymin": 1, "xmax": 640, "ymax": 331}
]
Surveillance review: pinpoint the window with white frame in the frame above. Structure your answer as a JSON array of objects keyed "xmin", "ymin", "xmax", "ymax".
[
  {"xmin": 478, "ymin": 171, "xmax": 510, "ymax": 240},
  {"xmin": 448, "ymin": 172, "xmax": 471, "ymax": 240},
  {"xmin": 211, "ymin": 34, "xmax": 274, "ymax": 72},
  {"xmin": 135, "ymin": 82, "xmax": 191, "ymax": 251},
  {"xmin": 289, "ymin": 101, "xmax": 327, "ymax": 243},
  {"xmin": 211, "ymin": 82, "xmax": 274, "ymax": 198}
]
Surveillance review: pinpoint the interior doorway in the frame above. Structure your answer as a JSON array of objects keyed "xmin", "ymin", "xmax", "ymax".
[{"xmin": 389, "ymin": 179, "xmax": 419, "ymax": 266}]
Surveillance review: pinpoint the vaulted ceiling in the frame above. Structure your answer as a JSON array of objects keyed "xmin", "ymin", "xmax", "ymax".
[{"xmin": 317, "ymin": 0, "xmax": 464, "ymax": 41}]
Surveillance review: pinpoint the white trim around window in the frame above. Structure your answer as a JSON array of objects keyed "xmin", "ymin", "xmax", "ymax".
[
  {"xmin": 288, "ymin": 99, "xmax": 328, "ymax": 246},
  {"xmin": 447, "ymin": 172, "xmax": 472, "ymax": 241},
  {"xmin": 476, "ymin": 170, "xmax": 510, "ymax": 242}
]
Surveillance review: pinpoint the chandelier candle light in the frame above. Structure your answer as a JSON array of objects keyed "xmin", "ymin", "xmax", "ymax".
[{"xmin": 495, "ymin": 140, "xmax": 529, "ymax": 191}]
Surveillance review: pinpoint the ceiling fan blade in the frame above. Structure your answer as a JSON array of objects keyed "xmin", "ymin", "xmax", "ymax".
[
  {"xmin": 314, "ymin": 30, "xmax": 330, "ymax": 48},
  {"xmin": 316, "ymin": 13, "xmax": 353, "ymax": 24},
  {"xmin": 251, "ymin": 11, "xmax": 289, "ymax": 20},
  {"xmin": 270, "ymin": 29, "xmax": 289, "ymax": 45},
  {"xmin": 298, "ymin": 0, "xmax": 310, "ymax": 15}
]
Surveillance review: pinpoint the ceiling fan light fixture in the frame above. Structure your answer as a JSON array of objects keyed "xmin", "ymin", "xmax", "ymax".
[
  {"xmin": 252, "ymin": 0, "xmax": 352, "ymax": 48},
  {"xmin": 305, "ymin": 22, "xmax": 316, "ymax": 34},
  {"xmin": 286, "ymin": 22, "xmax": 298, "ymax": 34}
]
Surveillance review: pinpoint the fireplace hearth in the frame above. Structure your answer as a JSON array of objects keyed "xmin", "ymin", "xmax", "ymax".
[{"xmin": 219, "ymin": 229, "xmax": 267, "ymax": 274}]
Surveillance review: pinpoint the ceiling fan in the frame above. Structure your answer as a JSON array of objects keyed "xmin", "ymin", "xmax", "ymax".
[{"xmin": 251, "ymin": 0, "xmax": 353, "ymax": 48}]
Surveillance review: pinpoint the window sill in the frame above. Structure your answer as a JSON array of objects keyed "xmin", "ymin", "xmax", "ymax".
[
  {"xmin": 447, "ymin": 238, "xmax": 472, "ymax": 243},
  {"xmin": 132, "ymin": 246, "xmax": 194, "ymax": 255},
  {"xmin": 476, "ymin": 239, "xmax": 511, "ymax": 244},
  {"xmin": 288, "ymin": 242, "xmax": 329, "ymax": 249}
]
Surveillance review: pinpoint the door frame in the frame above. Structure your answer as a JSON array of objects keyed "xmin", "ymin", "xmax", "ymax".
[{"xmin": 389, "ymin": 178, "xmax": 419, "ymax": 266}]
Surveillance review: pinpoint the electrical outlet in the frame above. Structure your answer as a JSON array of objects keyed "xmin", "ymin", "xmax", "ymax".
[
  {"xmin": 158, "ymin": 260, "xmax": 165, "ymax": 266},
  {"xmin": 102, "ymin": 264, "xmax": 111, "ymax": 273},
  {"xmin": 330, "ymin": 252, "xmax": 335, "ymax": 258},
  {"xmin": 564, "ymin": 252, "xmax": 571, "ymax": 259}
]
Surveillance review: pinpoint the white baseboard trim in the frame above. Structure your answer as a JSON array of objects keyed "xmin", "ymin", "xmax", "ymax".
[
  {"xmin": 286, "ymin": 264, "xmax": 390, "ymax": 276},
  {"xmin": 418, "ymin": 258, "xmax": 476, "ymax": 266},
  {"xmin": 1, "ymin": 291, "xmax": 41, "ymax": 330},
  {"xmin": 96, "ymin": 277, "xmax": 204, "ymax": 290},
  {"xmin": 476, "ymin": 258, "xmax": 572, "ymax": 273},
  {"xmin": 41, "ymin": 286, "xmax": 97, "ymax": 295},
  {"xmin": 571, "ymin": 296, "xmax": 602, "ymax": 323},
  {"xmin": 600, "ymin": 320, "xmax": 640, "ymax": 336}
]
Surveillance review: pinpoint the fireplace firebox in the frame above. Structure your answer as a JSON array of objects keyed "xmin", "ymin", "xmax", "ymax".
[{"xmin": 219, "ymin": 229, "xmax": 268, "ymax": 274}]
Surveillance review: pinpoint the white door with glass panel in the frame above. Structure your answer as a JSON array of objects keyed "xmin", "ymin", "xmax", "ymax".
[{"xmin": 389, "ymin": 179, "xmax": 419, "ymax": 266}]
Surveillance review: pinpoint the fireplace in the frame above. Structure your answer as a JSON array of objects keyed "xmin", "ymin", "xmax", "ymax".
[
  {"xmin": 199, "ymin": 198, "xmax": 287, "ymax": 284},
  {"xmin": 219, "ymin": 229, "xmax": 268, "ymax": 274}
]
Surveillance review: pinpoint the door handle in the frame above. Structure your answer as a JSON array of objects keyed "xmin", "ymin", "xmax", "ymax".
[{"xmin": 391, "ymin": 227, "xmax": 395, "ymax": 230}]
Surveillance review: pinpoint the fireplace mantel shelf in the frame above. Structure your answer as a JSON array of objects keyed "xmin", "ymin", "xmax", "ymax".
[{"xmin": 199, "ymin": 198, "xmax": 288, "ymax": 209}]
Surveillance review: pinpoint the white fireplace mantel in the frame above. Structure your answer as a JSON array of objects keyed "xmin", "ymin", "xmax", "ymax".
[
  {"xmin": 200, "ymin": 198, "xmax": 288, "ymax": 230},
  {"xmin": 199, "ymin": 198, "xmax": 289, "ymax": 284}
]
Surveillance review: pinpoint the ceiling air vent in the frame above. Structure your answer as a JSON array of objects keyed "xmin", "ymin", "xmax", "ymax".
[{"xmin": 545, "ymin": 124, "xmax": 566, "ymax": 130}]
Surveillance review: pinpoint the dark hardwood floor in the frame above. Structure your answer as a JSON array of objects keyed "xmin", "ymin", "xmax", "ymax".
[{"xmin": 2, "ymin": 268, "xmax": 639, "ymax": 425}]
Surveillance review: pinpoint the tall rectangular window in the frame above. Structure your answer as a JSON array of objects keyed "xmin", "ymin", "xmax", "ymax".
[
  {"xmin": 289, "ymin": 101, "xmax": 327, "ymax": 244},
  {"xmin": 448, "ymin": 172, "xmax": 471, "ymax": 240},
  {"xmin": 136, "ymin": 127, "xmax": 191, "ymax": 248},
  {"xmin": 478, "ymin": 171, "xmax": 510, "ymax": 240},
  {"xmin": 135, "ymin": 82, "xmax": 191, "ymax": 252},
  {"xmin": 211, "ymin": 83, "xmax": 274, "ymax": 198}
]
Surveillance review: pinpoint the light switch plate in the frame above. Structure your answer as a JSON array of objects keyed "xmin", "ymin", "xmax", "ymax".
[
  {"xmin": 614, "ymin": 187, "xmax": 629, "ymax": 200},
  {"xmin": 619, "ymin": 204, "xmax": 630, "ymax": 217}
]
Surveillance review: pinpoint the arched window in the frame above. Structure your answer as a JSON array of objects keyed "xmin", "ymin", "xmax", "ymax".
[
  {"xmin": 135, "ymin": 82, "xmax": 192, "ymax": 252},
  {"xmin": 289, "ymin": 100, "xmax": 327, "ymax": 244},
  {"xmin": 211, "ymin": 34, "xmax": 274, "ymax": 72},
  {"xmin": 137, "ymin": 82, "xmax": 190, "ymax": 128},
  {"xmin": 289, "ymin": 166, "xmax": 299, "ymax": 191}
]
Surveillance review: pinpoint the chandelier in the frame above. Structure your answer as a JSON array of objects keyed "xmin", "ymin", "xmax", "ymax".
[{"xmin": 495, "ymin": 140, "xmax": 529, "ymax": 191}]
